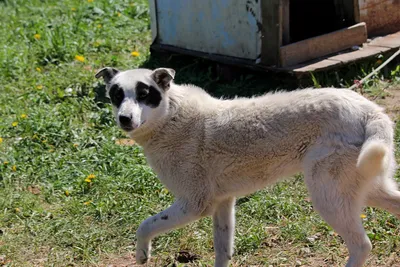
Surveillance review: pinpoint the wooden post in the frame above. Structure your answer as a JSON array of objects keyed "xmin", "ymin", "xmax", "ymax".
[
  {"xmin": 281, "ymin": 0, "xmax": 290, "ymax": 45},
  {"xmin": 260, "ymin": 0, "xmax": 282, "ymax": 66},
  {"xmin": 334, "ymin": 0, "xmax": 356, "ymax": 28},
  {"xmin": 353, "ymin": 0, "xmax": 360, "ymax": 23}
]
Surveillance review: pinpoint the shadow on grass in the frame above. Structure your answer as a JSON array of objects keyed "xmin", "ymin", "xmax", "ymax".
[
  {"xmin": 139, "ymin": 50, "xmax": 302, "ymax": 98},
  {"xmin": 95, "ymin": 49, "xmax": 400, "ymax": 101},
  {"xmin": 139, "ymin": 49, "xmax": 400, "ymax": 98},
  {"xmin": 93, "ymin": 52, "xmax": 302, "ymax": 104}
]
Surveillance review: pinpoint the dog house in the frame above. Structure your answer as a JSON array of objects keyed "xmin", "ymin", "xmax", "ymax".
[{"xmin": 149, "ymin": 0, "xmax": 400, "ymax": 75}]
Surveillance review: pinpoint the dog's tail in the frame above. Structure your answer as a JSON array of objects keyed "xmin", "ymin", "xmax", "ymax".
[{"xmin": 357, "ymin": 112, "xmax": 393, "ymax": 179}]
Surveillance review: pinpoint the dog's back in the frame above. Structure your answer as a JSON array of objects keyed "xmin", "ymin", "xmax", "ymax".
[{"xmin": 145, "ymin": 87, "xmax": 392, "ymax": 196}]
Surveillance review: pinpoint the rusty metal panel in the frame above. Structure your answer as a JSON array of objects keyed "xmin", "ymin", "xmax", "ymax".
[
  {"xmin": 152, "ymin": 0, "xmax": 262, "ymax": 60},
  {"xmin": 358, "ymin": 0, "xmax": 400, "ymax": 36}
]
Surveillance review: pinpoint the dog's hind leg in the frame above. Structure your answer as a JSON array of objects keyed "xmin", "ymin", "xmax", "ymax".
[
  {"xmin": 304, "ymin": 147, "xmax": 373, "ymax": 267},
  {"xmin": 135, "ymin": 198, "xmax": 211, "ymax": 265},
  {"xmin": 212, "ymin": 197, "xmax": 235, "ymax": 267}
]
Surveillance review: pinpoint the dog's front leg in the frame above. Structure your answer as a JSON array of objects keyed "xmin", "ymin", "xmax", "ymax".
[
  {"xmin": 135, "ymin": 199, "xmax": 202, "ymax": 264},
  {"xmin": 213, "ymin": 197, "xmax": 236, "ymax": 267}
]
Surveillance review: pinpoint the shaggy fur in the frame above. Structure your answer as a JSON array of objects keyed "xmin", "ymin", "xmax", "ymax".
[{"xmin": 96, "ymin": 67, "xmax": 399, "ymax": 267}]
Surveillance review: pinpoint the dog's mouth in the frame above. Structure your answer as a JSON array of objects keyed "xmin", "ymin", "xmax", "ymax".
[
  {"xmin": 121, "ymin": 120, "xmax": 146, "ymax": 132},
  {"xmin": 121, "ymin": 126, "xmax": 134, "ymax": 132}
]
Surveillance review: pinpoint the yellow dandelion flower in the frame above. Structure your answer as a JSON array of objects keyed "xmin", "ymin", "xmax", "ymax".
[
  {"xmin": 75, "ymin": 55, "xmax": 85, "ymax": 62},
  {"xmin": 360, "ymin": 214, "xmax": 367, "ymax": 219},
  {"xmin": 161, "ymin": 188, "xmax": 169, "ymax": 194},
  {"xmin": 88, "ymin": 0, "xmax": 93, "ymax": 2},
  {"xmin": 36, "ymin": 67, "xmax": 42, "ymax": 72},
  {"xmin": 97, "ymin": 24, "xmax": 102, "ymax": 28},
  {"xmin": 36, "ymin": 85, "xmax": 43, "ymax": 90},
  {"xmin": 34, "ymin": 34, "xmax": 41, "ymax": 40},
  {"xmin": 131, "ymin": 51, "xmax": 140, "ymax": 57},
  {"xmin": 117, "ymin": 12, "xmax": 121, "ymax": 17},
  {"xmin": 84, "ymin": 200, "xmax": 92, "ymax": 205},
  {"xmin": 87, "ymin": 174, "xmax": 96, "ymax": 180},
  {"xmin": 71, "ymin": 7, "xmax": 77, "ymax": 11},
  {"xmin": 11, "ymin": 165, "xmax": 16, "ymax": 172},
  {"xmin": 15, "ymin": 207, "xmax": 20, "ymax": 212},
  {"xmin": 4, "ymin": 161, "xmax": 9, "ymax": 165},
  {"xmin": 12, "ymin": 121, "xmax": 18, "ymax": 127},
  {"xmin": 84, "ymin": 178, "xmax": 92, "ymax": 183},
  {"xmin": 65, "ymin": 190, "xmax": 70, "ymax": 196},
  {"xmin": 0, "ymin": 137, "xmax": 2, "ymax": 144},
  {"xmin": 20, "ymin": 114, "xmax": 27, "ymax": 119}
]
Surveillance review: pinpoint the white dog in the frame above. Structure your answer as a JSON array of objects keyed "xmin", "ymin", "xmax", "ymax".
[{"xmin": 95, "ymin": 67, "xmax": 399, "ymax": 267}]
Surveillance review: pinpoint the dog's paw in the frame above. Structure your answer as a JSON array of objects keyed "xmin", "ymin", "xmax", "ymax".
[{"xmin": 136, "ymin": 248, "xmax": 150, "ymax": 265}]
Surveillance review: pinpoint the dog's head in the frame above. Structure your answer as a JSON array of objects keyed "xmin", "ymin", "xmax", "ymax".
[{"xmin": 95, "ymin": 67, "xmax": 175, "ymax": 133}]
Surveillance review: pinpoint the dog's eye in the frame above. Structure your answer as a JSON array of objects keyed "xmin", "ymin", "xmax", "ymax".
[
  {"xmin": 137, "ymin": 89, "xmax": 149, "ymax": 101},
  {"xmin": 109, "ymin": 84, "xmax": 124, "ymax": 107}
]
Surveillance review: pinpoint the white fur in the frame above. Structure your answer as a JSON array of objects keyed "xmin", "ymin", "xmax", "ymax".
[{"xmin": 97, "ymin": 68, "xmax": 399, "ymax": 267}]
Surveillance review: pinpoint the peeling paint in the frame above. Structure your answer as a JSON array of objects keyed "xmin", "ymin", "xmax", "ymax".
[
  {"xmin": 153, "ymin": 0, "xmax": 261, "ymax": 59},
  {"xmin": 247, "ymin": 12, "xmax": 257, "ymax": 28}
]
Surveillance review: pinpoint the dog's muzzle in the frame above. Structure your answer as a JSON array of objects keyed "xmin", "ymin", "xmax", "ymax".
[{"xmin": 119, "ymin": 115, "xmax": 134, "ymax": 131}]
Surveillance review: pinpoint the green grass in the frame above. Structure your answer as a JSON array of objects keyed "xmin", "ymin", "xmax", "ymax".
[{"xmin": 0, "ymin": 0, "xmax": 399, "ymax": 266}]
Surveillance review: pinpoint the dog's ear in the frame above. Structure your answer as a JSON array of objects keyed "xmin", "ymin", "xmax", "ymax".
[
  {"xmin": 151, "ymin": 68, "xmax": 175, "ymax": 91},
  {"xmin": 95, "ymin": 67, "xmax": 120, "ymax": 84}
]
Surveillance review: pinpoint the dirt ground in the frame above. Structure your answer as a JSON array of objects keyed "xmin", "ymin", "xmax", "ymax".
[{"xmin": 373, "ymin": 86, "xmax": 400, "ymax": 120}]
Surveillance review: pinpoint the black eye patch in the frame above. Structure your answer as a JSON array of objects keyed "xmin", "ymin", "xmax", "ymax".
[
  {"xmin": 109, "ymin": 84, "xmax": 125, "ymax": 108},
  {"xmin": 135, "ymin": 82, "xmax": 161, "ymax": 108}
]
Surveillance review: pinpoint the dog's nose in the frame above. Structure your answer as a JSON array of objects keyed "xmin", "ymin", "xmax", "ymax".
[{"xmin": 119, "ymin": 115, "xmax": 132, "ymax": 126}]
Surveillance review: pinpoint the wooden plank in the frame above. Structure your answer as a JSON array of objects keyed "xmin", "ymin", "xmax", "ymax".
[
  {"xmin": 369, "ymin": 31, "xmax": 400, "ymax": 49},
  {"xmin": 290, "ymin": 44, "xmax": 395, "ymax": 76},
  {"xmin": 328, "ymin": 44, "xmax": 390, "ymax": 63},
  {"xmin": 279, "ymin": 22, "xmax": 367, "ymax": 67},
  {"xmin": 358, "ymin": 0, "xmax": 400, "ymax": 36},
  {"xmin": 281, "ymin": 0, "xmax": 290, "ymax": 45},
  {"xmin": 260, "ymin": 0, "xmax": 282, "ymax": 66},
  {"xmin": 289, "ymin": 59, "xmax": 343, "ymax": 73}
]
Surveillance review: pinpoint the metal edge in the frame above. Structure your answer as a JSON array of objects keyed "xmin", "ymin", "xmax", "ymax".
[{"xmin": 148, "ymin": 0, "xmax": 158, "ymax": 44}]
